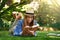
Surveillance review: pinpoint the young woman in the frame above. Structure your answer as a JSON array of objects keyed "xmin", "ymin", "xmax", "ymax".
[{"xmin": 13, "ymin": 11, "xmax": 39, "ymax": 36}]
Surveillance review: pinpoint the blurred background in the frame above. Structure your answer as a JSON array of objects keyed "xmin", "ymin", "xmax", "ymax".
[{"xmin": 0, "ymin": 0, "xmax": 60, "ymax": 31}]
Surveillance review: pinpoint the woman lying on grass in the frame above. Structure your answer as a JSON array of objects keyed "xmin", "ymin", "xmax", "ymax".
[{"xmin": 10, "ymin": 10, "xmax": 39, "ymax": 36}]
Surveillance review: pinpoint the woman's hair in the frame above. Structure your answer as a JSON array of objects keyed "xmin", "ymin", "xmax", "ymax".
[{"xmin": 22, "ymin": 15, "xmax": 34, "ymax": 29}]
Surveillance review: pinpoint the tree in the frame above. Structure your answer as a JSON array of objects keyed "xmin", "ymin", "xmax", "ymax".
[{"xmin": 0, "ymin": 0, "xmax": 31, "ymax": 30}]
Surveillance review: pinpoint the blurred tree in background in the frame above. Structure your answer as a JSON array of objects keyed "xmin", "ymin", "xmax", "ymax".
[
  {"xmin": 0, "ymin": 0, "xmax": 32, "ymax": 30},
  {"xmin": 36, "ymin": 0, "xmax": 60, "ymax": 30}
]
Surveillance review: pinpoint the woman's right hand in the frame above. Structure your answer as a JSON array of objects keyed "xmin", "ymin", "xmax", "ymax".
[{"xmin": 24, "ymin": 26, "xmax": 30, "ymax": 28}]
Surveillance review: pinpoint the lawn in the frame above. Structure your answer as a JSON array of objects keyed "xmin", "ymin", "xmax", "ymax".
[{"xmin": 0, "ymin": 31, "xmax": 60, "ymax": 40}]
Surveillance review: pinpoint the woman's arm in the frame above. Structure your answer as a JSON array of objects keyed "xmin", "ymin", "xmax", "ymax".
[
  {"xmin": 13, "ymin": 20, "xmax": 23, "ymax": 35},
  {"xmin": 22, "ymin": 26, "xmax": 35, "ymax": 36}
]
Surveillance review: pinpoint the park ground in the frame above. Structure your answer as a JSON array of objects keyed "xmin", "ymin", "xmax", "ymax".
[{"xmin": 0, "ymin": 31, "xmax": 60, "ymax": 40}]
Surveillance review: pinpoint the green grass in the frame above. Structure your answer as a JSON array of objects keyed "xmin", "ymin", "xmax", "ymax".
[{"xmin": 0, "ymin": 31, "xmax": 60, "ymax": 40}]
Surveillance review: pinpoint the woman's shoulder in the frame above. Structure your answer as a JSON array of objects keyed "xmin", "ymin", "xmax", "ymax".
[
  {"xmin": 18, "ymin": 19, "xmax": 24, "ymax": 22},
  {"xmin": 17, "ymin": 19, "xmax": 24, "ymax": 24},
  {"xmin": 16, "ymin": 19, "xmax": 24, "ymax": 25}
]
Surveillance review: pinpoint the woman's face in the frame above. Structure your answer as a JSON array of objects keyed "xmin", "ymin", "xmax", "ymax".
[{"xmin": 26, "ymin": 16, "xmax": 33, "ymax": 23}]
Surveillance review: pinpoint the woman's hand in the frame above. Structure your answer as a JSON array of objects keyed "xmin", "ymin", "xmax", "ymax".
[
  {"xmin": 24, "ymin": 26, "xmax": 31, "ymax": 29},
  {"xmin": 29, "ymin": 31, "xmax": 35, "ymax": 35},
  {"xmin": 32, "ymin": 24, "xmax": 39, "ymax": 28},
  {"xmin": 22, "ymin": 26, "xmax": 35, "ymax": 36}
]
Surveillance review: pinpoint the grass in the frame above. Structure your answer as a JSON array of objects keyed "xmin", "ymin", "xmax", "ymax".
[{"xmin": 0, "ymin": 31, "xmax": 60, "ymax": 40}]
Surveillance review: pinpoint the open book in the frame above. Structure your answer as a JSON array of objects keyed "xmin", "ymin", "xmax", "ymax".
[{"xmin": 32, "ymin": 24, "xmax": 39, "ymax": 28}]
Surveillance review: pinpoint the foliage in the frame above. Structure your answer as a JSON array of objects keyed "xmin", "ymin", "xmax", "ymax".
[
  {"xmin": 0, "ymin": 0, "xmax": 31, "ymax": 30},
  {"xmin": 36, "ymin": 0, "xmax": 60, "ymax": 29}
]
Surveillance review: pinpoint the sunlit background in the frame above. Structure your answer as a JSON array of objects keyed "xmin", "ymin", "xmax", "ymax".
[{"xmin": 0, "ymin": 0, "xmax": 60, "ymax": 31}]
